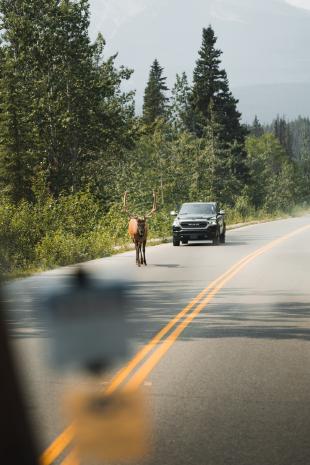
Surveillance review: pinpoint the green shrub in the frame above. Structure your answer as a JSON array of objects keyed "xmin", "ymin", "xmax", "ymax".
[
  {"xmin": 35, "ymin": 227, "xmax": 114, "ymax": 270},
  {"xmin": 148, "ymin": 210, "xmax": 171, "ymax": 239},
  {"xmin": 0, "ymin": 192, "xmax": 114, "ymax": 274},
  {"xmin": 35, "ymin": 230, "xmax": 84, "ymax": 268},
  {"xmin": 103, "ymin": 203, "xmax": 129, "ymax": 246},
  {"xmin": 0, "ymin": 198, "xmax": 43, "ymax": 272}
]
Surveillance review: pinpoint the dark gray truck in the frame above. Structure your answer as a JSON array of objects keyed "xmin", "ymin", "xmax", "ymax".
[{"xmin": 171, "ymin": 202, "xmax": 226, "ymax": 246}]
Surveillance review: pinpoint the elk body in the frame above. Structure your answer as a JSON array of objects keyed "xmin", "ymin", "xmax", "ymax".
[{"xmin": 124, "ymin": 192, "xmax": 157, "ymax": 267}]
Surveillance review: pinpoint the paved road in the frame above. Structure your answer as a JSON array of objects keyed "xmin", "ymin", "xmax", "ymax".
[{"xmin": 4, "ymin": 215, "xmax": 310, "ymax": 465}]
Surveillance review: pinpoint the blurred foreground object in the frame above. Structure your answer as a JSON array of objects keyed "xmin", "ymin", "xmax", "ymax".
[
  {"xmin": 43, "ymin": 268, "xmax": 150, "ymax": 462},
  {"xmin": 43, "ymin": 268, "xmax": 130, "ymax": 372},
  {"xmin": 66, "ymin": 386, "xmax": 150, "ymax": 463},
  {"xmin": 0, "ymin": 289, "xmax": 39, "ymax": 465}
]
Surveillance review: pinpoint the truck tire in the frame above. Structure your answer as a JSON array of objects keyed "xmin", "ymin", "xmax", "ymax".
[
  {"xmin": 213, "ymin": 228, "xmax": 220, "ymax": 245},
  {"xmin": 173, "ymin": 237, "xmax": 180, "ymax": 246},
  {"xmin": 220, "ymin": 230, "xmax": 226, "ymax": 244},
  {"xmin": 220, "ymin": 224, "xmax": 226, "ymax": 244}
]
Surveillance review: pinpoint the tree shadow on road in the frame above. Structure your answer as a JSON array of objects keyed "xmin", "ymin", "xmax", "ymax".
[
  {"xmin": 126, "ymin": 287, "xmax": 310, "ymax": 344},
  {"xmin": 6, "ymin": 277, "xmax": 310, "ymax": 344},
  {"xmin": 5, "ymin": 279, "xmax": 204, "ymax": 340},
  {"xmin": 175, "ymin": 288, "xmax": 310, "ymax": 342}
]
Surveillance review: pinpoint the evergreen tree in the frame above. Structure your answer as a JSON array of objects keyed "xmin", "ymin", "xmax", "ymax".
[
  {"xmin": 190, "ymin": 27, "xmax": 222, "ymax": 136},
  {"xmin": 0, "ymin": 0, "xmax": 44, "ymax": 201},
  {"xmin": 246, "ymin": 133, "xmax": 296, "ymax": 211},
  {"xmin": 170, "ymin": 72, "xmax": 192, "ymax": 131},
  {"xmin": 251, "ymin": 115, "xmax": 264, "ymax": 137},
  {"xmin": 289, "ymin": 117, "xmax": 310, "ymax": 161},
  {"xmin": 143, "ymin": 59, "xmax": 168, "ymax": 125},
  {"xmin": 190, "ymin": 26, "xmax": 245, "ymax": 141},
  {"xmin": 273, "ymin": 116, "xmax": 292, "ymax": 158},
  {"xmin": 0, "ymin": 0, "xmax": 135, "ymax": 201}
]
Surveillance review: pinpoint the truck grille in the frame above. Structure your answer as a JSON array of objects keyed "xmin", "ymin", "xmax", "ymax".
[{"xmin": 180, "ymin": 221, "xmax": 208, "ymax": 229}]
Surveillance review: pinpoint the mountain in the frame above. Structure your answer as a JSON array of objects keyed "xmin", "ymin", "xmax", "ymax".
[
  {"xmin": 234, "ymin": 83, "xmax": 310, "ymax": 124},
  {"xmin": 89, "ymin": 0, "xmax": 310, "ymax": 123}
]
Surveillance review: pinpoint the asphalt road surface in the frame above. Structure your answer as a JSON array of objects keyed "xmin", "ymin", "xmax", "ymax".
[{"xmin": 3, "ymin": 215, "xmax": 310, "ymax": 465}]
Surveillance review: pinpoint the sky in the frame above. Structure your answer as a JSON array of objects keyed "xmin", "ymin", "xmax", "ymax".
[{"xmin": 88, "ymin": 0, "xmax": 310, "ymax": 121}]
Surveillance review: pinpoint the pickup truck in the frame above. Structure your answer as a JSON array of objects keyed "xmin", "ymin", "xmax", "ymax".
[{"xmin": 171, "ymin": 202, "xmax": 226, "ymax": 246}]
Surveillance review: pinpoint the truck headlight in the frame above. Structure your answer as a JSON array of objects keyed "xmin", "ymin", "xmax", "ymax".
[{"xmin": 173, "ymin": 218, "xmax": 180, "ymax": 227}]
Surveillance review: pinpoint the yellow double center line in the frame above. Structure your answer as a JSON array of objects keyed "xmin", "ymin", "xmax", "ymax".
[{"xmin": 41, "ymin": 224, "xmax": 310, "ymax": 465}]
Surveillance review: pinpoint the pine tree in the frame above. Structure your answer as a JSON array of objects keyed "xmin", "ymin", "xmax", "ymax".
[
  {"xmin": 190, "ymin": 26, "xmax": 226, "ymax": 136},
  {"xmin": 273, "ymin": 116, "xmax": 292, "ymax": 158},
  {"xmin": 190, "ymin": 26, "xmax": 248, "ymax": 180},
  {"xmin": 170, "ymin": 72, "xmax": 192, "ymax": 131},
  {"xmin": 143, "ymin": 59, "xmax": 168, "ymax": 126},
  {"xmin": 190, "ymin": 26, "xmax": 245, "ymax": 141},
  {"xmin": 251, "ymin": 115, "xmax": 264, "ymax": 137},
  {"xmin": 0, "ymin": 0, "xmax": 44, "ymax": 201}
]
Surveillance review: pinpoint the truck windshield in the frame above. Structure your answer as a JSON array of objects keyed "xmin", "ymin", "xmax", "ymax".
[{"xmin": 179, "ymin": 204, "xmax": 216, "ymax": 215}]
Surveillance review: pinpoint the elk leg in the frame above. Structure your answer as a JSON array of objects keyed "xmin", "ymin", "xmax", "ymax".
[
  {"xmin": 139, "ymin": 243, "xmax": 143, "ymax": 265},
  {"xmin": 143, "ymin": 241, "xmax": 147, "ymax": 266},
  {"xmin": 140, "ymin": 242, "xmax": 144, "ymax": 265},
  {"xmin": 136, "ymin": 242, "xmax": 140, "ymax": 266}
]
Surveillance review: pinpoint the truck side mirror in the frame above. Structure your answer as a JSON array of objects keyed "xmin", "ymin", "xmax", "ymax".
[{"xmin": 170, "ymin": 211, "xmax": 178, "ymax": 216}]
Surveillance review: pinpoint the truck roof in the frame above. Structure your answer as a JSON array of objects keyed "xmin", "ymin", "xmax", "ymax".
[{"xmin": 181, "ymin": 202, "xmax": 217, "ymax": 205}]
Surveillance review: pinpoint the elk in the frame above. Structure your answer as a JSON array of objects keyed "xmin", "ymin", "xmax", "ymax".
[{"xmin": 123, "ymin": 191, "xmax": 157, "ymax": 267}]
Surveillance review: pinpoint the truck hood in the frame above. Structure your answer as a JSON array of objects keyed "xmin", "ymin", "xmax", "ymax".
[{"xmin": 177, "ymin": 215, "xmax": 215, "ymax": 220}]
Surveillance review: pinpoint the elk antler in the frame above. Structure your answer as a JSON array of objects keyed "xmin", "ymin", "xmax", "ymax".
[
  {"xmin": 123, "ymin": 191, "xmax": 137, "ymax": 218},
  {"xmin": 144, "ymin": 191, "xmax": 157, "ymax": 218}
]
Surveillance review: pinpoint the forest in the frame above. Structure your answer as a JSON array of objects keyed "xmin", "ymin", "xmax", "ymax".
[{"xmin": 0, "ymin": 0, "xmax": 309, "ymax": 276}]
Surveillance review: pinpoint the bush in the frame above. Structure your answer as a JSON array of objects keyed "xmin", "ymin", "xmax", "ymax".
[
  {"xmin": 0, "ymin": 198, "xmax": 43, "ymax": 272},
  {"xmin": 35, "ymin": 227, "xmax": 114, "ymax": 269},
  {"xmin": 35, "ymin": 230, "xmax": 83, "ymax": 268},
  {"xmin": 148, "ymin": 210, "xmax": 171, "ymax": 239},
  {"xmin": 0, "ymin": 192, "xmax": 114, "ymax": 274},
  {"xmin": 103, "ymin": 203, "xmax": 129, "ymax": 246}
]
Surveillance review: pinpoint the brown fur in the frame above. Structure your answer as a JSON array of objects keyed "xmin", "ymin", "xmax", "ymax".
[
  {"xmin": 124, "ymin": 192, "xmax": 156, "ymax": 267},
  {"xmin": 128, "ymin": 218, "xmax": 148, "ymax": 266}
]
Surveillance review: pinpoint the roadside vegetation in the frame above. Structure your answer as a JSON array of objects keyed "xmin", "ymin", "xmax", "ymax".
[{"xmin": 0, "ymin": 1, "xmax": 309, "ymax": 277}]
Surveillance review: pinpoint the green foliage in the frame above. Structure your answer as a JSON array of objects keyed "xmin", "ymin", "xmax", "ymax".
[
  {"xmin": 246, "ymin": 133, "xmax": 296, "ymax": 212},
  {"xmin": 190, "ymin": 27, "xmax": 244, "ymax": 140},
  {"xmin": 189, "ymin": 26, "xmax": 248, "ymax": 181},
  {"xmin": 0, "ymin": 192, "xmax": 111, "ymax": 273},
  {"xmin": 250, "ymin": 115, "xmax": 264, "ymax": 138},
  {"xmin": 35, "ymin": 228, "xmax": 113, "ymax": 269},
  {"xmin": 273, "ymin": 116, "xmax": 293, "ymax": 159},
  {"xmin": 190, "ymin": 26, "xmax": 226, "ymax": 135},
  {"xmin": 0, "ymin": 0, "xmax": 136, "ymax": 200},
  {"xmin": 170, "ymin": 72, "xmax": 192, "ymax": 131},
  {"xmin": 143, "ymin": 59, "xmax": 168, "ymax": 126}
]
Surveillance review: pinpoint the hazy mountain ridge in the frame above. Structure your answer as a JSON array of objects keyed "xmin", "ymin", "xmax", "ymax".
[
  {"xmin": 234, "ymin": 82, "xmax": 310, "ymax": 124},
  {"xmin": 90, "ymin": 0, "xmax": 310, "ymax": 122}
]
